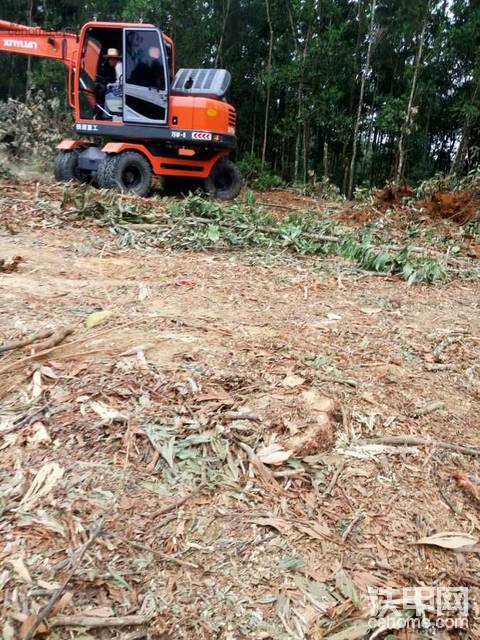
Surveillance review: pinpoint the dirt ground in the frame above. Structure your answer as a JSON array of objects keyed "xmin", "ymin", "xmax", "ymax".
[{"xmin": 1, "ymin": 180, "xmax": 480, "ymax": 639}]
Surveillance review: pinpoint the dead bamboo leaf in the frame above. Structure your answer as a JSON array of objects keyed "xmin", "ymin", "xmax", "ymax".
[
  {"xmin": 335, "ymin": 567, "xmax": 360, "ymax": 605},
  {"xmin": 20, "ymin": 462, "xmax": 64, "ymax": 511},
  {"xmin": 8, "ymin": 557, "xmax": 32, "ymax": 584},
  {"xmin": 257, "ymin": 443, "xmax": 292, "ymax": 466},
  {"xmin": 19, "ymin": 616, "xmax": 47, "ymax": 639},
  {"xmin": 414, "ymin": 531, "xmax": 478, "ymax": 549},
  {"xmin": 90, "ymin": 401, "xmax": 127, "ymax": 424},
  {"xmin": 325, "ymin": 620, "xmax": 370, "ymax": 640},
  {"xmin": 27, "ymin": 422, "xmax": 51, "ymax": 446},
  {"xmin": 283, "ymin": 373, "xmax": 305, "ymax": 388},
  {"xmin": 250, "ymin": 517, "xmax": 291, "ymax": 535}
]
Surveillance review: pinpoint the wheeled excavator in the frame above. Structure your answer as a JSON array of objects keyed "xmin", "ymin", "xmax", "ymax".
[{"xmin": 0, "ymin": 19, "xmax": 241, "ymax": 198}]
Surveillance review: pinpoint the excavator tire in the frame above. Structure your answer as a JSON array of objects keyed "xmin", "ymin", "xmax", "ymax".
[
  {"xmin": 54, "ymin": 150, "xmax": 80, "ymax": 182},
  {"xmin": 205, "ymin": 157, "xmax": 242, "ymax": 201},
  {"xmin": 97, "ymin": 151, "xmax": 152, "ymax": 197}
]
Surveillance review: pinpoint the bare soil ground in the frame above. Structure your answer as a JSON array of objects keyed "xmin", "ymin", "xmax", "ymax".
[{"xmin": 1, "ymin": 179, "xmax": 480, "ymax": 639}]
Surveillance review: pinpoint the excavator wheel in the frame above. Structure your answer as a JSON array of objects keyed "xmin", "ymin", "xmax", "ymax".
[
  {"xmin": 54, "ymin": 150, "xmax": 80, "ymax": 183},
  {"xmin": 205, "ymin": 157, "xmax": 242, "ymax": 201},
  {"xmin": 97, "ymin": 151, "xmax": 152, "ymax": 197}
]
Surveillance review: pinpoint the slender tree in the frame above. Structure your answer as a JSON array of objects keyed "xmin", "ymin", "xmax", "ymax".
[
  {"xmin": 347, "ymin": 0, "xmax": 376, "ymax": 199},
  {"xmin": 395, "ymin": 0, "xmax": 432, "ymax": 184},
  {"xmin": 261, "ymin": 0, "xmax": 274, "ymax": 165}
]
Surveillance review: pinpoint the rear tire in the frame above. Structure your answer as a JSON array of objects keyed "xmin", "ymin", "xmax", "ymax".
[
  {"xmin": 205, "ymin": 158, "xmax": 242, "ymax": 201},
  {"xmin": 97, "ymin": 151, "xmax": 152, "ymax": 197},
  {"xmin": 54, "ymin": 150, "xmax": 80, "ymax": 182}
]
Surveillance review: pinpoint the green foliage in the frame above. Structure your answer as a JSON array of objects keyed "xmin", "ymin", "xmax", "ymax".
[
  {"xmin": 58, "ymin": 183, "xmax": 449, "ymax": 284},
  {"xmin": 0, "ymin": 162, "xmax": 15, "ymax": 181},
  {"xmin": 417, "ymin": 168, "xmax": 480, "ymax": 199},
  {"xmin": 237, "ymin": 154, "xmax": 284, "ymax": 191}
]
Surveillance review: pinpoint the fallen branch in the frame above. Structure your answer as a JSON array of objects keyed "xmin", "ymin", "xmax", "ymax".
[
  {"xmin": 223, "ymin": 409, "xmax": 261, "ymax": 422},
  {"xmin": 25, "ymin": 518, "xmax": 104, "ymax": 640},
  {"xmin": 51, "ymin": 613, "xmax": 153, "ymax": 629},
  {"xmin": 0, "ymin": 329, "xmax": 53, "ymax": 355},
  {"xmin": 31, "ymin": 326, "xmax": 74, "ymax": 354},
  {"xmin": 359, "ymin": 436, "xmax": 480, "ymax": 457},
  {"xmin": 0, "ymin": 318, "xmax": 146, "ymax": 377},
  {"xmin": 413, "ymin": 400, "xmax": 445, "ymax": 417}
]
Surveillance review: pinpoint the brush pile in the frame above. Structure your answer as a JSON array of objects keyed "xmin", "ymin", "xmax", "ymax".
[{"xmin": 0, "ymin": 94, "xmax": 72, "ymax": 161}]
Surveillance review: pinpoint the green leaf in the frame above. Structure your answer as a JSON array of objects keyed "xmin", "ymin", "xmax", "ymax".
[{"xmin": 85, "ymin": 309, "xmax": 113, "ymax": 329}]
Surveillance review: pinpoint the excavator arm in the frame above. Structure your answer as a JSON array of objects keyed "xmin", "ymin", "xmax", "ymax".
[{"xmin": 0, "ymin": 20, "xmax": 77, "ymax": 67}]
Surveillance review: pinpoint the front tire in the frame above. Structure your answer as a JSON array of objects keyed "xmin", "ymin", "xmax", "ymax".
[
  {"xmin": 54, "ymin": 150, "xmax": 80, "ymax": 182},
  {"xmin": 97, "ymin": 151, "xmax": 152, "ymax": 197},
  {"xmin": 205, "ymin": 158, "xmax": 242, "ymax": 201}
]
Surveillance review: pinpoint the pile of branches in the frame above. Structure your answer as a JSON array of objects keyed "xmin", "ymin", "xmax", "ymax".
[
  {"xmin": 0, "ymin": 93, "xmax": 72, "ymax": 161},
  {"xmin": 59, "ymin": 185, "xmax": 455, "ymax": 284}
]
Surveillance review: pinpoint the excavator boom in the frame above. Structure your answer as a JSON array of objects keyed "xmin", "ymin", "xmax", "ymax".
[{"xmin": 0, "ymin": 20, "xmax": 77, "ymax": 66}]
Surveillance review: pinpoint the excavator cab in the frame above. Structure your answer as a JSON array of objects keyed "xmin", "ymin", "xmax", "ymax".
[
  {"xmin": 78, "ymin": 26, "xmax": 170, "ymax": 125},
  {"xmin": 0, "ymin": 19, "xmax": 241, "ymax": 199}
]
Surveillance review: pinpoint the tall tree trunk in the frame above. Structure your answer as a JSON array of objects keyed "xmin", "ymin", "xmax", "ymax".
[
  {"xmin": 214, "ymin": 0, "xmax": 232, "ymax": 67},
  {"xmin": 323, "ymin": 141, "xmax": 329, "ymax": 179},
  {"xmin": 261, "ymin": 0, "xmax": 274, "ymax": 166},
  {"xmin": 250, "ymin": 102, "xmax": 257, "ymax": 155},
  {"xmin": 451, "ymin": 80, "xmax": 479, "ymax": 175},
  {"xmin": 293, "ymin": 27, "xmax": 311, "ymax": 183},
  {"xmin": 452, "ymin": 118, "xmax": 472, "ymax": 175},
  {"xmin": 395, "ymin": 0, "xmax": 431, "ymax": 184},
  {"xmin": 303, "ymin": 118, "xmax": 309, "ymax": 184},
  {"xmin": 343, "ymin": 0, "xmax": 364, "ymax": 194},
  {"xmin": 26, "ymin": 0, "xmax": 34, "ymax": 100},
  {"xmin": 347, "ymin": 0, "xmax": 376, "ymax": 200}
]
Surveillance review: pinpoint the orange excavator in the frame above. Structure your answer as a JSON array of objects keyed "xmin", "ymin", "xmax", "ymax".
[{"xmin": 0, "ymin": 19, "xmax": 241, "ymax": 198}]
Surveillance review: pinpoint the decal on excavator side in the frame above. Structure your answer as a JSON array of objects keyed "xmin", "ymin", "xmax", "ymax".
[
  {"xmin": 3, "ymin": 39, "xmax": 38, "ymax": 50},
  {"xmin": 76, "ymin": 123, "xmax": 99, "ymax": 132},
  {"xmin": 192, "ymin": 132, "xmax": 212, "ymax": 141}
]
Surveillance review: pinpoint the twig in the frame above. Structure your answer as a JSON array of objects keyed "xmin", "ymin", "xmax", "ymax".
[
  {"xmin": 25, "ymin": 517, "xmax": 104, "ymax": 640},
  {"xmin": 0, "ymin": 317, "xmax": 147, "ymax": 376},
  {"xmin": 1, "ymin": 404, "xmax": 49, "ymax": 436},
  {"xmin": 31, "ymin": 326, "xmax": 74, "ymax": 354},
  {"xmin": 433, "ymin": 463, "xmax": 459, "ymax": 514},
  {"xmin": 323, "ymin": 461, "xmax": 346, "ymax": 497},
  {"xmin": 0, "ymin": 329, "xmax": 53, "ymax": 354},
  {"xmin": 50, "ymin": 613, "xmax": 153, "ymax": 629},
  {"xmin": 342, "ymin": 510, "xmax": 364, "ymax": 541},
  {"xmin": 149, "ymin": 489, "xmax": 204, "ymax": 519},
  {"xmin": 424, "ymin": 363, "xmax": 455, "ymax": 372},
  {"xmin": 317, "ymin": 376, "xmax": 358, "ymax": 388},
  {"xmin": 359, "ymin": 436, "xmax": 480, "ymax": 457},
  {"xmin": 119, "ymin": 537, "xmax": 199, "ymax": 568}
]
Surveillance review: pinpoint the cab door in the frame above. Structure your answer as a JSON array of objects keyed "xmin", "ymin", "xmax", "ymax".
[{"xmin": 123, "ymin": 28, "xmax": 169, "ymax": 125}]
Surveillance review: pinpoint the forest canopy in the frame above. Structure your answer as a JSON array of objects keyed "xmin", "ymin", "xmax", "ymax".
[{"xmin": 0, "ymin": 0, "xmax": 479, "ymax": 195}]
